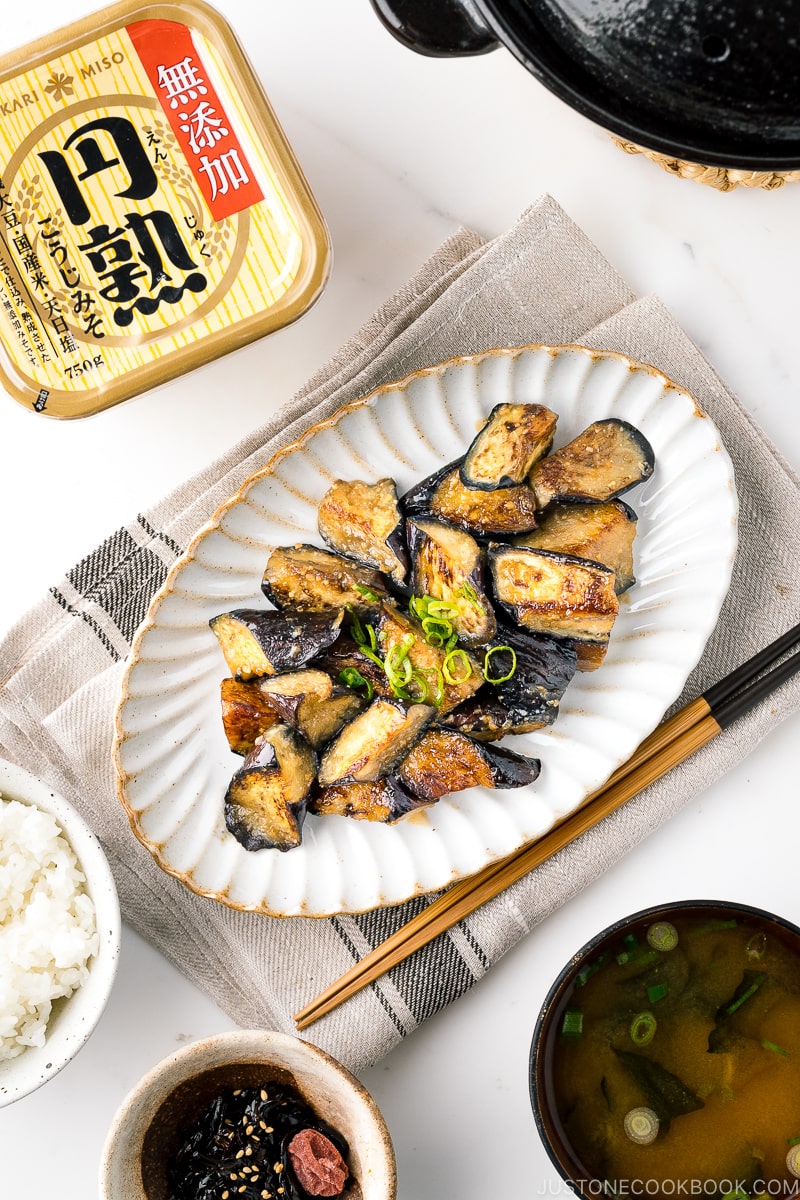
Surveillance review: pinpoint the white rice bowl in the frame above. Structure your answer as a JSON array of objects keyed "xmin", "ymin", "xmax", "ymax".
[
  {"xmin": 0, "ymin": 795, "xmax": 99, "ymax": 1060},
  {"xmin": 0, "ymin": 759, "xmax": 120, "ymax": 1106}
]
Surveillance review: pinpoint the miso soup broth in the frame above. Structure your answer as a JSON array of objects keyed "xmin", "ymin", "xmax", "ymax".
[{"xmin": 537, "ymin": 907, "xmax": 800, "ymax": 1197}]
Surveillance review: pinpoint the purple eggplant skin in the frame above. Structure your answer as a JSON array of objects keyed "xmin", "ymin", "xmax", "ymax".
[
  {"xmin": 224, "ymin": 726, "xmax": 316, "ymax": 852},
  {"xmin": 441, "ymin": 625, "xmax": 578, "ymax": 739},
  {"xmin": 406, "ymin": 517, "xmax": 496, "ymax": 647},
  {"xmin": 401, "ymin": 458, "xmax": 539, "ymax": 538},
  {"xmin": 209, "ymin": 608, "xmax": 344, "ymax": 680},
  {"xmin": 396, "ymin": 727, "xmax": 540, "ymax": 801},
  {"xmin": 317, "ymin": 477, "xmax": 409, "ymax": 584},
  {"xmin": 261, "ymin": 544, "xmax": 390, "ymax": 612},
  {"xmin": 528, "ymin": 418, "xmax": 655, "ymax": 509}
]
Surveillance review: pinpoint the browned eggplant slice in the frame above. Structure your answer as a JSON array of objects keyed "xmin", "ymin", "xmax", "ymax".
[
  {"xmin": 489, "ymin": 545, "xmax": 619, "ymax": 640},
  {"xmin": 310, "ymin": 777, "xmax": 427, "ymax": 823},
  {"xmin": 261, "ymin": 544, "xmax": 389, "ymax": 612},
  {"xmin": 402, "ymin": 459, "xmax": 539, "ymax": 537},
  {"xmin": 529, "ymin": 418, "xmax": 655, "ymax": 509},
  {"xmin": 397, "ymin": 728, "xmax": 540, "ymax": 801},
  {"xmin": 224, "ymin": 725, "xmax": 316, "ymax": 852},
  {"xmin": 317, "ymin": 477, "xmax": 408, "ymax": 584},
  {"xmin": 210, "ymin": 608, "xmax": 344, "ymax": 680},
  {"xmin": 569, "ymin": 638, "xmax": 610, "ymax": 672},
  {"xmin": 441, "ymin": 625, "xmax": 577, "ymax": 739},
  {"xmin": 376, "ymin": 602, "xmax": 483, "ymax": 713},
  {"xmin": 514, "ymin": 499, "xmax": 637, "ymax": 594},
  {"xmin": 220, "ymin": 677, "xmax": 281, "ymax": 755},
  {"xmin": 407, "ymin": 518, "xmax": 496, "ymax": 647},
  {"xmin": 317, "ymin": 697, "xmax": 434, "ymax": 786},
  {"xmin": 460, "ymin": 403, "xmax": 558, "ymax": 489},
  {"xmin": 258, "ymin": 669, "xmax": 366, "ymax": 749}
]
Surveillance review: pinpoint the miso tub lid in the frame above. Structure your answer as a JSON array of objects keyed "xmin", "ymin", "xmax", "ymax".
[{"xmin": 0, "ymin": 0, "xmax": 331, "ymax": 418}]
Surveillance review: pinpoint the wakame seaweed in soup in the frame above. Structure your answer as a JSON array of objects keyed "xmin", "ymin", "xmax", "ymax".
[{"xmin": 541, "ymin": 911, "xmax": 800, "ymax": 1196}]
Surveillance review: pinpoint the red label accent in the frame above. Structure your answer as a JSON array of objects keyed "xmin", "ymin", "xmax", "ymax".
[{"xmin": 127, "ymin": 19, "xmax": 263, "ymax": 221}]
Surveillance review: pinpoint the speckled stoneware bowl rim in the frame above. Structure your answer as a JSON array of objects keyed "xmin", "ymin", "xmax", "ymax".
[
  {"xmin": 528, "ymin": 898, "xmax": 800, "ymax": 1189},
  {"xmin": 99, "ymin": 1028, "xmax": 397, "ymax": 1200},
  {"xmin": 0, "ymin": 757, "xmax": 121, "ymax": 1108}
]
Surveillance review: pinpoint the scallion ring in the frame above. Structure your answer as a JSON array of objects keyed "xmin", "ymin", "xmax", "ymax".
[
  {"xmin": 442, "ymin": 648, "xmax": 472, "ymax": 685},
  {"xmin": 646, "ymin": 921, "xmax": 679, "ymax": 952},
  {"xmin": 629, "ymin": 1011, "xmax": 657, "ymax": 1047},
  {"xmin": 484, "ymin": 644, "xmax": 517, "ymax": 684},
  {"xmin": 624, "ymin": 1107, "xmax": 659, "ymax": 1146}
]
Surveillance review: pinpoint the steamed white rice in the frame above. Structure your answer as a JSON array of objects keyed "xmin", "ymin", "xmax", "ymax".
[{"xmin": 0, "ymin": 793, "xmax": 99, "ymax": 1061}]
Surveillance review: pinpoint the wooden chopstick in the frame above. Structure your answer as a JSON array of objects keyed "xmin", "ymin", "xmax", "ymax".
[{"xmin": 294, "ymin": 623, "xmax": 800, "ymax": 1030}]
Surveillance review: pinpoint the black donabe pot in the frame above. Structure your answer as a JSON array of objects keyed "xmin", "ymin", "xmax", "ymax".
[{"xmin": 369, "ymin": 0, "xmax": 800, "ymax": 175}]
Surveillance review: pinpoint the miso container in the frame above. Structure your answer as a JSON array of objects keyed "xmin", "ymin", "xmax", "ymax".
[{"xmin": 0, "ymin": 0, "xmax": 331, "ymax": 418}]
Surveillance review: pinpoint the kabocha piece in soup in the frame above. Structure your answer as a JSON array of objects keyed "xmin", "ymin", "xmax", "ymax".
[
  {"xmin": 167, "ymin": 1080, "xmax": 351, "ymax": 1200},
  {"xmin": 460, "ymin": 402, "xmax": 558, "ymax": 489},
  {"xmin": 489, "ymin": 545, "xmax": 619, "ymax": 641},
  {"xmin": 220, "ymin": 677, "xmax": 281, "ymax": 755},
  {"xmin": 402, "ymin": 459, "xmax": 540, "ymax": 537},
  {"xmin": 317, "ymin": 697, "xmax": 434, "ymax": 786},
  {"xmin": 224, "ymin": 726, "xmax": 316, "ymax": 852},
  {"xmin": 407, "ymin": 517, "xmax": 496, "ymax": 646},
  {"xmin": 262, "ymin": 544, "xmax": 390, "ymax": 612},
  {"xmin": 515, "ymin": 499, "xmax": 638, "ymax": 594},
  {"xmin": 317, "ymin": 477, "xmax": 408, "ymax": 584},
  {"xmin": 210, "ymin": 608, "xmax": 343, "ymax": 679},
  {"xmin": 529, "ymin": 418, "xmax": 655, "ymax": 509},
  {"xmin": 441, "ymin": 625, "xmax": 578, "ymax": 739},
  {"xmin": 397, "ymin": 728, "xmax": 540, "ymax": 802},
  {"xmin": 311, "ymin": 776, "xmax": 428, "ymax": 823}
]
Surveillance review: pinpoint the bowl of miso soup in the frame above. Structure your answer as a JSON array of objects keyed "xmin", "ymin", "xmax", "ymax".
[{"xmin": 530, "ymin": 901, "xmax": 800, "ymax": 1198}]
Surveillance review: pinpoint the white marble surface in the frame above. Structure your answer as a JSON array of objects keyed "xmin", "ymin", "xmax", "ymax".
[{"xmin": 1, "ymin": 1, "xmax": 799, "ymax": 1196}]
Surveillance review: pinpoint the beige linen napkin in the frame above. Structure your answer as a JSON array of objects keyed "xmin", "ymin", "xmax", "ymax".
[{"xmin": 1, "ymin": 195, "xmax": 799, "ymax": 1074}]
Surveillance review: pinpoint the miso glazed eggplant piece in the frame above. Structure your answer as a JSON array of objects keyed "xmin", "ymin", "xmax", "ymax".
[
  {"xmin": 220, "ymin": 677, "xmax": 281, "ymax": 755},
  {"xmin": 402, "ymin": 459, "xmax": 540, "ymax": 537},
  {"xmin": 529, "ymin": 419, "xmax": 655, "ymax": 509},
  {"xmin": 460, "ymin": 402, "xmax": 558, "ymax": 489},
  {"xmin": 317, "ymin": 477, "xmax": 408, "ymax": 584},
  {"xmin": 261, "ymin": 544, "xmax": 390, "ymax": 612},
  {"xmin": 210, "ymin": 608, "xmax": 343, "ymax": 679},
  {"xmin": 256, "ymin": 669, "xmax": 365, "ymax": 749},
  {"xmin": 376, "ymin": 601, "xmax": 484, "ymax": 713},
  {"xmin": 396, "ymin": 729, "xmax": 540, "ymax": 802},
  {"xmin": 514, "ymin": 499, "xmax": 638, "ymax": 594},
  {"xmin": 224, "ymin": 725, "xmax": 316, "ymax": 852},
  {"xmin": 489, "ymin": 545, "xmax": 619, "ymax": 641},
  {"xmin": 317, "ymin": 697, "xmax": 435, "ymax": 786},
  {"xmin": 311, "ymin": 775, "xmax": 428, "ymax": 823},
  {"xmin": 407, "ymin": 517, "xmax": 496, "ymax": 646},
  {"xmin": 441, "ymin": 625, "xmax": 578, "ymax": 739}
]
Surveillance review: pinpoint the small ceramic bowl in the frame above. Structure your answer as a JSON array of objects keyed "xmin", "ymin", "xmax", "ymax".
[
  {"xmin": 0, "ymin": 758, "xmax": 121, "ymax": 1107},
  {"xmin": 529, "ymin": 900, "xmax": 800, "ymax": 1195},
  {"xmin": 99, "ymin": 1029, "xmax": 397, "ymax": 1200}
]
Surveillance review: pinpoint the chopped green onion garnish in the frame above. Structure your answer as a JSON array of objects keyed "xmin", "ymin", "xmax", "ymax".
[
  {"xmin": 630, "ymin": 1011, "xmax": 657, "ymax": 1047},
  {"xmin": 787, "ymin": 1145, "xmax": 800, "ymax": 1179},
  {"xmin": 623, "ymin": 1107, "xmax": 659, "ymax": 1145},
  {"xmin": 561, "ymin": 1008, "xmax": 583, "ymax": 1039},
  {"xmin": 647, "ymin": 983, "xmax": 668, "ymax": 1004},
  {"xmin": 761, "ymin": 1040, "xmax": 790, "ymax": 1057},
  {"xmin": 484, "ymin": 644, "xmax": 517, "ymax": 684},
  {"xmin": 338, "ymin": 667, "xmax": 374, "ymax": 701},
  {"xmin": 353, "ymin": 584, "xmax": 381, "ymax": 601},
  {"xmin": 421, "ymin": 616, "xmax": 453, "ymax": 647},
  {"xmin": 745, "ymin": 932, "xmax": 767, "ymax": 961},
  {"xmin": 724, "ymin": 972, "xmax": 766, "ymax": 1016},
  {"xmin": 787, "ymin": 1136, "xmax": 800, "ymax": 1147},
  {"xmin": 442, "ymin": 648, "xmax": 472, "ymax": 685},
  {"xmin": 623, "ymin": 933, "xmax": 639, "ymax": 951},
  {"xmin": 696, "ymin": 918, "xmax": 738, "ymax": 933},
  {"xmin": 647, "ymin": 921, "xmax": 679, "ymax": 952},
  {"xmin": 457, "ymin": 579, "xmax": 485, "ymax": 613}
]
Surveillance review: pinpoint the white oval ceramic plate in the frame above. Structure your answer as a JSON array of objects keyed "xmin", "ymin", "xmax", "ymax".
[{"xmin": 113, "ymin": 345, "xmax": 737, "ymax": 917}]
